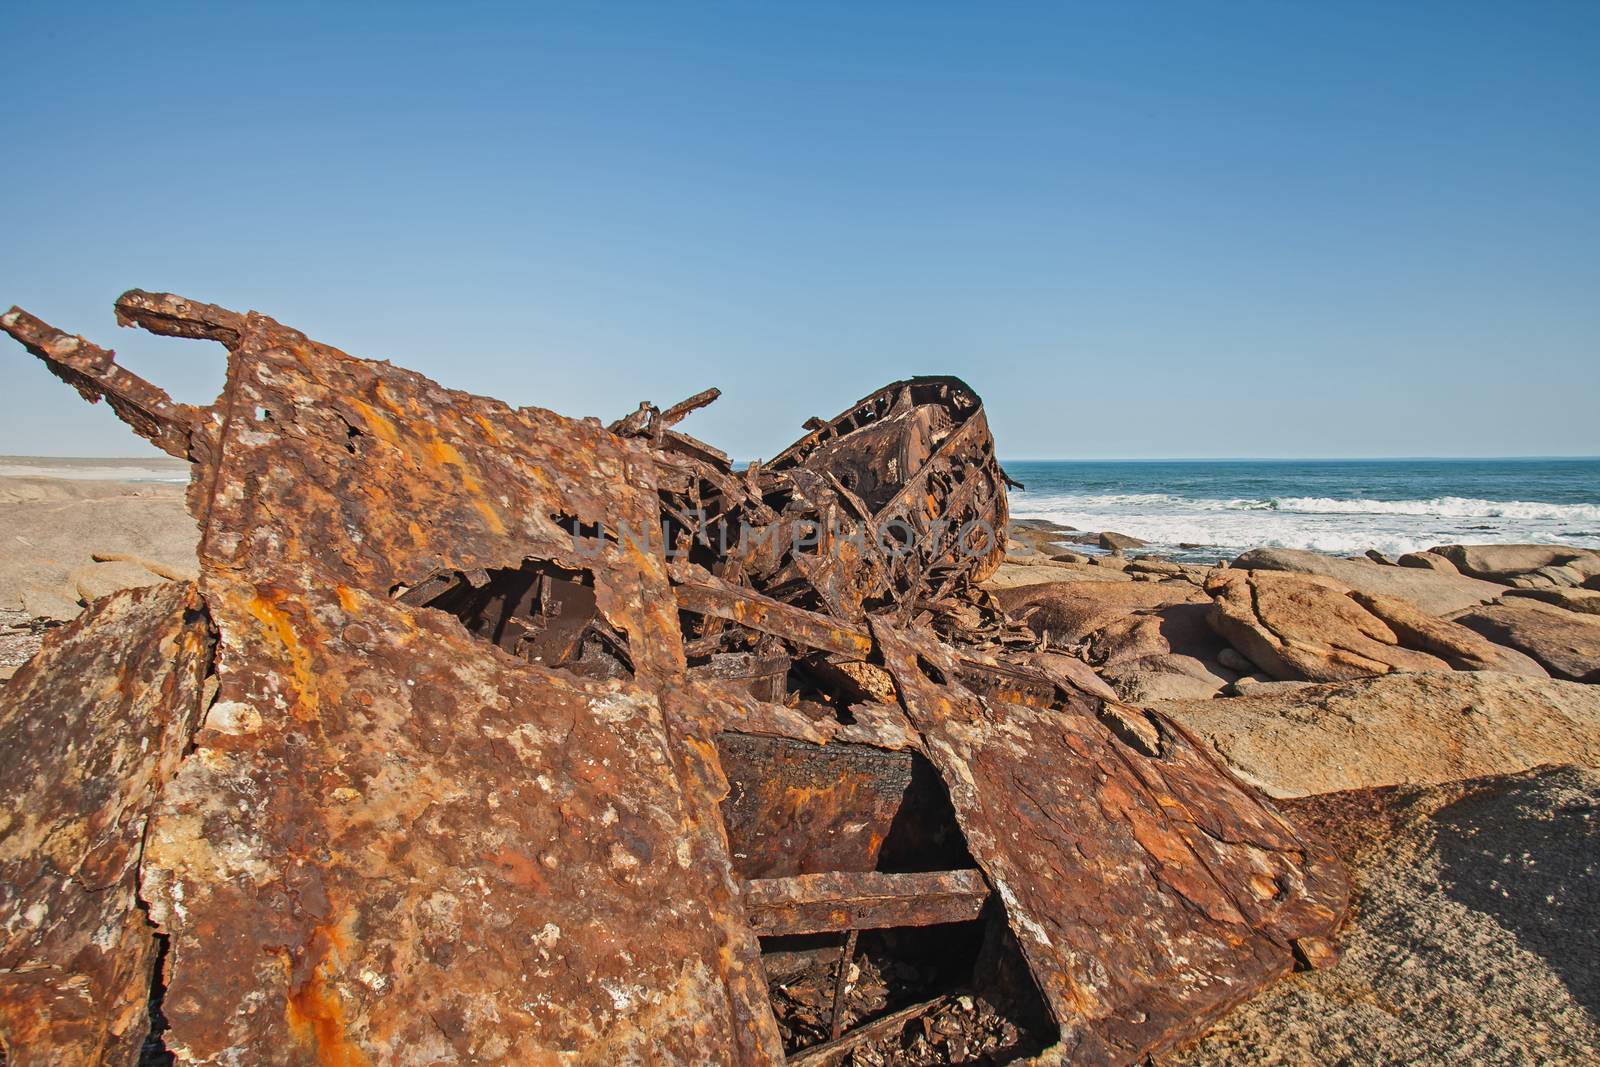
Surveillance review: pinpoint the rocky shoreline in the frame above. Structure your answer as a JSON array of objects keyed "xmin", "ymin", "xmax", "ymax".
[{"xmin": 994, "ymin": 518, "xmax": 1600, "ymax": 1064}]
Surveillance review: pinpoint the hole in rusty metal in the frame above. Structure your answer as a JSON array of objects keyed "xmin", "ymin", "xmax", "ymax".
[
  {"xmin": 397, "ymin": 560, "xmax": 632, "ymax": 680},
  {"xmin": 875, "ymin": 756, "xmax": 972, "ymax": 875},
  {"xmin": 715, "ymin": 732, "xmax": 1052, "ymax": 1060},
  {"xmin": 765, "ymin": 910, "xmax": 1055, "ymax": 1062}
]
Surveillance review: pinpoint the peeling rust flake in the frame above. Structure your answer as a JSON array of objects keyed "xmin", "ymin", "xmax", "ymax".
[{"xmin": 0, "ymin": 291, "xmax": 1348, "ymax": 1066}]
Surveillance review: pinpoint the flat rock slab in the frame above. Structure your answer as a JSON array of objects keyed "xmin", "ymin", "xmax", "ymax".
[
  {"xmin": 1504, "ymin": 586, "xmax": 1600, "ymax": 615},
  {"xmin": 1154, "ymin": 671, "xmax": 1600, "ymax": 798},
  {"xmin": 1232, "ymin": 548, "xmax": 1505, "ymax": 616},
  {"xmin": 1448, "ymin": 599, "xmax": 1600, "ymax": 682},
  {"xmin": 1173, "ymin": 766, "xmax": 1600, "ymax": 1065}
]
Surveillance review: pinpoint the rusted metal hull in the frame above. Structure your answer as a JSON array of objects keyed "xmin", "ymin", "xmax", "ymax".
[
  {"xmin": 0, "ymin": 292, "xmax": 1348, "ymax": 1066},
  {"xmin": 0, "ymin": 582, "xmax": 212, "ymax": 1066}
]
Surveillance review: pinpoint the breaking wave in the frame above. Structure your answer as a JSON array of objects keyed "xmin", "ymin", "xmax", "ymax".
[
  {"xmin": 1264, "ymin": 496, "xmax": 1600, "ymax": 521},
  {"xmin": 1011, "ymin": 491, "xmax": 1600, "ymax": 560}
]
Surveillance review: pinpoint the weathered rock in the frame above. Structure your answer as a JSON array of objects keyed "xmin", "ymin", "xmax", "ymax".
[
  {"xmin": 1153, "ymin": 672, "xmax": 1600, "ymax": 798},
  {"xmin": 1542, "ymin": 564, "xmax": 1587, "ymax": 587},
  {"xmin": 18, "ymin": 586, "xmax": 80, "ymax": 623},
  {"xmin": 1099, "ymin": 531, "xmax": 1148, "ymax": 551},
  {"xmin": 1102, "ymin": 654, "xmax": 1235, "ymax": 702},
  {"xmin": 1216, "ymin": 647, "xmax": 1251, "ymax": 673},
  {"xmin": 1397, "ymin": 550, "xmax": 1460, "ymax": 574},
  {"xmin": 1507, "ymin": 564, "xmax": 1586, "ymax": 590},
  {"xmin": 0, "ymin": 609, "xmax": 47, "ymax": 682},
  {"xmin": 1505, "ymin": 586, "xmax": 1600, "ymax": 616},
  {"xmin": 1350, "ymin": 591, "xmax": 1547, "ymax": 678},
  {"xmin": 91, "ymin": 550, "xmax": 201, "ymax": 583},
  {"xmin": 1088, "ymin": 600, "xmax": 1223, "ymax": 667},
  {"xmin": 67, "ymin": 559, "xmax": 168, "ymax": 604},
  {"xmin": 1205, "ymin": 569, "xmax": 1451, "ymax": 682},
  {"xmin": 982, "ymin": 560, "xmax": 1132, "ymax": 591},
  {"xmin": 1049, "ymin": 550, "xmax": 1088, "ymax": 565},
  {"xmin": 1363, "ymin": 549, "xmax": 1396, "ymax": 566},
  {"xmin": 1004, "ymin": 522, "xmax": 1080, "ymax": 560},
  {"xmin": 1224, "ymin": 677, "xmax": 1316, "ymax": 698},
  {"xmin": 998, "ymin": 581, "xmax": 1237, "ymax": 701},
  {"xmin": 1004, "ymin": 533, "xmax": 1071, "ymax": 566},
  {"xmin": 1174, "ymin": 767, "xmax": 1600, "ymax": 1066},
  {"xmin": 0, "ymin": 475, "xmax": 198, "ymax": 619},
  {"xmin": 997, "ymin": 580, "xmax": 1205, "ymax": 645},
  {"xmin": 1447, "ymin": 600, "xmax": 1600, "ymax": 682},
  {"xmin": 1012, "ymin": 517, "xmax": 1077, "ymax": 534},
  {"xmin": 1125, "ymin": 557, "xmax": 1184, "ymax": 577},
  {"xmin": 1430, "ymin": 543, "xmax": 1600, "ymax": 585},
  {"xmin": 1232, "ymin": 548, "xmax": 1503, "ymax": 615}
]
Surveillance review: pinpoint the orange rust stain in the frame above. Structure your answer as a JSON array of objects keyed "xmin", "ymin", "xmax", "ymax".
[
  {"xmin": 245, "ymin": 590, "xmax": 320, "ymax": 720},
  {"xmin": 284, "ymin": 942, "xmax": 370, "ymax": 1067},
  {"xmin": 684, "ymin": 735, "xmax": 720, "ymax": 765},
  {"xmin": 334, "ymin": 586, "xmax": 360, "ymax": 613},
  {"xmin": 483, "ymin": 848, "xmax": 546, "ymax": 892},
  {"xmin": 419, "ymin": 434, "xmax": 506, "ymax": 535},
  {"xmin": 778, "ymin": 783, "xmax": 853, "ymax": 809},
  {"xmin": 470, "ymin": 497, "xmax": 508, "ymax": 536},
  {"xmin": 348, "ymin": 399, "xmax": 402, "ymax": 447},
  {"xmin": 427, "ymin": 437, "xmax": 465, "ymax": 470},
  {"xmin": 830, "ymin": 627, "xmax": 873, "ymax": 654},
  {"xmin": 371, "ymin": 378, "xmax": 406, "ymax": 416}
]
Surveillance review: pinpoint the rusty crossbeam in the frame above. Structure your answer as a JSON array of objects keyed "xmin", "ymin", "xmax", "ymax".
[
  {"xmin": 740, "ymin": 870, "xmax": 990, "ymax": 937},
  {"xmin": 671, "ymin": 562, "xmax": 874, "ymax": 657}
]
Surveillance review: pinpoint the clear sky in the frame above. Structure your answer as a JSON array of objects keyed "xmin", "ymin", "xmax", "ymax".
[{"xmin": 3, "ymin": 1, "xmax": 1596, "ymax": 460}]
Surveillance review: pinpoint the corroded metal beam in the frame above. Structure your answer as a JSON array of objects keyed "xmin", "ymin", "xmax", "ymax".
[{"xmin": 741, "ymin": 869, "xmax": 989, "ymax": 936}]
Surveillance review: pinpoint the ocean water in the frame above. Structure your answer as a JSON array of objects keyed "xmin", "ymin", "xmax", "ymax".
[{"xmin": 1004, "ymin": 458, "xmax": 1600, "ymax": 561}]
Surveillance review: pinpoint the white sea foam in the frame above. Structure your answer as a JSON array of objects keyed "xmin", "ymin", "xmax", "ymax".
[
  {"xmin": 1011, "ymin": 491, "xmax": 1600, "ymax": 559},
  {"xmin": 1268, "ymin": 496, "xmax": 1600, "ymax": 521}
]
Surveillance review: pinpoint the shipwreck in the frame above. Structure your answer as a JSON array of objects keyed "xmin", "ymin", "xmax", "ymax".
[{"xmin": 0, "ymin": 292, "xmax": 1347, "ymax": 1065}]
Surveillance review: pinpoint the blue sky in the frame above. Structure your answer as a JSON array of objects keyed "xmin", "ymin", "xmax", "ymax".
[{"xmin": 3, "ymin": 1, "xmax": 1596, "ymax": 459}]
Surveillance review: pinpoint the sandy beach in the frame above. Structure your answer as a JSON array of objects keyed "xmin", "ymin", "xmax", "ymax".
[{"xmin": 0, "ymin": 457, "xmax": 196, "ymax": 676}]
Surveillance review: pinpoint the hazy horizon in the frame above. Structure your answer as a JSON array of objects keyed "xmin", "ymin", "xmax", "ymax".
[{"xmin": 4, "ymin": 2, "xmax": 1597, "ymax": 460}]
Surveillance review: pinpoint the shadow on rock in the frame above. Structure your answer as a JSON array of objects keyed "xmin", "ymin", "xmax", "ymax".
[{"xmin": 1432, "ymin": 766, "xmax": 1600, "ymax": 1019}]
